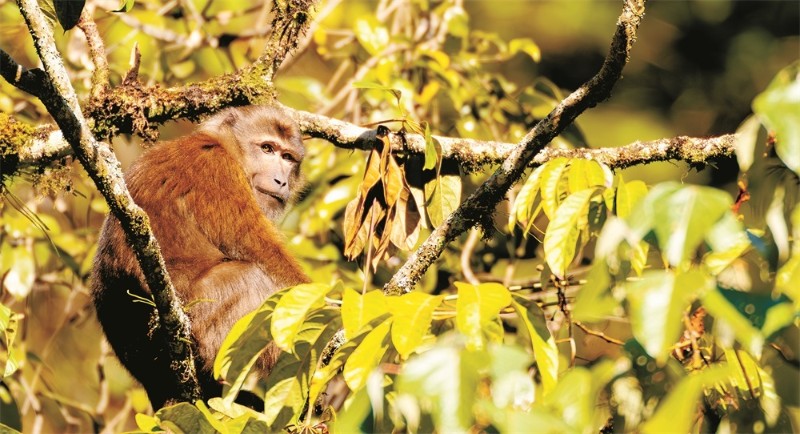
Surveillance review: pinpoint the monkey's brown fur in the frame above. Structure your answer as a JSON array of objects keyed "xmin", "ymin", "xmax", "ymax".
[{"xmin": 91, "ymin": 106, "xmax": 310, "ymax": 409}]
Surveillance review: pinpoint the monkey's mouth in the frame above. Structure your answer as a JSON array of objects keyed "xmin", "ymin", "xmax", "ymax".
[{"xmin": 255, "ymin": 187, "xmax": 286, "ymax": 206}]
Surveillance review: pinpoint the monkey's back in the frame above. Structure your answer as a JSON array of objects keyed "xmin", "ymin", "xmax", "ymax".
[{"xmin": 89, "ymin": 134, "xmax": 247, "ymax": 407}]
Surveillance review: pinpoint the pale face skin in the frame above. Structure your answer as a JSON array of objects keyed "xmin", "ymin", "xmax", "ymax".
[{"xmin": 243, "ymin": 133, "xmax": 303, "ymax": 221}]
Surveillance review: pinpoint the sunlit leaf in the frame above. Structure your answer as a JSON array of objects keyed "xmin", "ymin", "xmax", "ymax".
[
  {"xmin": 540, "ymin": 158, "xmax": 570, "ymax": 219},
  {"xmin": 753, "ymin": 61, "xmax": 800, "ymax": 176},
  {"xmin": 566, "ymin": 159, "xmax": 608, "ymax": 193},
  {"xmin": 112, "ymin": 0, "xmax": 134, "ymax": 13},
  {"xmin": 156, "ymin": 402, "xmax": 217, "ymax": 434},
  {"xmin": 0, "ymin": 245, "xmax": 35, "ymax": 299},
  {"xmin": 725, "ymin": 348, "xmax": 763, "ymax": 398},
  {"xmin": 309, "ymin": 314, "xmax": 390, "ymax": 407},
  {"xmin": 443, "ymin": 6, "xmax": 469, "ymax": 38},
  {"xmin": 353, "ymin": 17, "xmax": 389, "ymax": 55},
  {"xmin": 454, "ymin": 282, "xmax": 512, "ymax": 350},
  {"xmin": 510, "ymin": 165, "xmax": 545, "ymax": 232},
  {"xmin": 704, "ymin": 212, "xmax": 751, "ymax": 275},
  {"xmin": 702, "ymin": 288, "xmax": 764, "ymax": 357},
  {"xmin": 390, "ymin": 292, "xmax": 444, "ymax": 359},
  {"xmin": 396, "ymin": 341, "xmax": 488, "ymax": 432},
  {"xmin": 641, "ymin": 365, "xmax": 731, "ymax": 434},
  {"xmin": 423, "ymin": 122, "xmax": 440, "ymax": 171},
  {"xmin": 626, "ymin": 269, "xmax": 711, "ymax": 361},
  {"xmin": 424, "ymin": 172, "xmax": 461, "ymax": 228},
  {"xmin": 263, "ymin": 309, "xmax": 340, "ymax": 429},
  {"xmin": 508, "ymin": 38, "xmax": 541, "ymax": 62},
  {"xmin": 271, "ymin": 283, "xmax": 331, "ymax": 352},
  {"xmin": 343, "ymin": 321, "xmax": 391, "ymax": 391},
  {"xmin": 0, "ymin": 304, "xmax": 20, "ymax": 378},
  {"xmin": 512, "ymin": 296, "xmax": 559, "ymax": 394},
  {"xmin": 733, "ymin": 115, "xmax": 762, "ymax": 172},
  {"xmin": 544, "ymin": 188, "xmax": 600, "ymax": 278},
  {"xmin": 342, "ymin": 288, "xmax": 389, "ymax": 339},
  {"xmin": 572, "ymin": 263, "xmax": 617, "ymax": 321},
  {"xmin": 629, "ymin": 183, "xmax": 731, "ymax": 266},
  {"xmin": 215, "ymin": 297, "xmax": 280, "ymax": 404},
  {"xmin": 614, "ymin": 178, "xmax": 647, "ymax": 220},
  {"xmin": 766, "ymin": 186, "xmax": 789, "ymax": 262},
  {"xmin": 135, "ymin": 413, "xmax": 160, "ymax": 432}
]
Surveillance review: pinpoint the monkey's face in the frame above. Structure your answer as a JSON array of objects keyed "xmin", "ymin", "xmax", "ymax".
[{"xmin": 242, "ymin": 131, "xmax": 304, "ymax": 222}]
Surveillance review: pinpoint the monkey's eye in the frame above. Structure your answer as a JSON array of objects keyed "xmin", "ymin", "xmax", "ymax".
[
  {"xmin": 260, "ymin": 143, "xmax": 275, "ymax": 153},
  {"xmin": 282, "ymin": 153, "xmax": 295, "ymax": 162}
]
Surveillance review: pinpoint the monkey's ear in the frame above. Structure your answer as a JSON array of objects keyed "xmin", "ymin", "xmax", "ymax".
[{"xmin": 199, "ymin": 108, "xmax": 238, "ymax": 133}]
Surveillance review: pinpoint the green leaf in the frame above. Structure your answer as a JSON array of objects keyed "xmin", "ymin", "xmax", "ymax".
[
  {"xmin": 572, "ymin": 263, "xmax": 617, "ymax": 321},
  {"xmin": 342, "ymin": 288, "xmax": 389, "ymax": 339},
  {"xmin": 614, "ymin": 178, "xmax": 648, "ymax": 219},
  {"xmin": 540, "ymin": 158, "xmax": 570, "ymax": 219},
  {"xmin": 134, "ymin": 413, "xmax": 160, "ymax": 432},
  {"xmin": 777, "ymin": 254, "xmax": 800, "ymax": 308},
  {"xmin": 753, "ymin": 61, "xmax": 800, "ymax": 176},
  {"xmin": 454, "ymin": 282, "xmax": 512, "ymax": 350},
  {"xmin": 487, "ymin": 344, "xmax": 535, "ymax": 410},
  {"xmin": 443, "ymin": 6, "xmax": 469, "ymax": 38},
  {"xmin": 626, "ymin": 269, "xmax": 711, "ymax": 361},
  {"xmin": 271, "ymin": 283, "xmax": 331, "ymax": 352},
  {"xmin": 510, "ymin": 165, "xmax": 545, "ymax": 232},
  {"xmin": 112, "ymin": 0, "xmax": 134, "ymax": 13},
  {"xmin": 343, "ymin": 320, "xmax": 391, "ymax": 391},
  {"xmin": 512, "ymin": 296, "xmax": 559, "ymax": 394},
  {"xmin": 353, "ymin": 17, "xmax": 389, "ymax": 55},
  {"xmin": 309, "ymin": 314, "xmax": 391, "ymax": 406},
  {"xmin": 215, "ymin": 297, "xmax": 279, "ymax": 402},
  {"xmin": 156, "ymin": 402, "xmax": 217, "ymax": 434},
  {"xmin": 508, "ymin": 38, "xmax": 541, "ymax": 62},
  {"xmin": 390, "ymin": 292, "xmax": 444, "ymax": 359},
  {"xmin": 566, "ymin": 159, "xmax": 609, "ymax": 193},
  {"xmin": 641, "ymin": 365, "xmax": 732, "ymax": 434},
  {"xmin": 701, "ymin": 288, "xmax": 764, "ymax": 357},
  {"xmin": 733, "ymin": 115, "xmax": 762, "ymax": 172},
  {"xmin": 424, "ymin": 172, "xmax": 461, "ymax": 228},
  {"xmin": 704, "ymin": 212, "xmax": 751, "ymax": 275},
  {"xmin": 396, "ymin": 342, "xmax": 488, "ymax": 432},
  {"xmin": 0, "ymin": 304, "xmax": 21, "ymax": 378},
  {"xmin": 629, "ymin": 182, "xmax": 731, "ymax": 266},
  {"xmin": 0, "ymin": 244, "xmax": 35, "ymax": 299},
  {"xmin": 726, "ymin": 348, "xmax": 763, "ymax": 398},
  {"xmin": 544, "ymin": 188, "xmax": 601, "ymax": 278},
  {"xmin": 263, "ymin": 309, "xmax": 341, "ymax": 429},
  {"xmin": 423, "ymin": 122, "xmax": 440, "ymax": 171},
  {"xmin": 53, "ymin": 0, "xmax": 85, "ymax": 31}
]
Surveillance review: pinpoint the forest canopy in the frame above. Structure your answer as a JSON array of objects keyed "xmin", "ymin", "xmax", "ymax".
[{"xmin": 0, "ymin": 0, "xmax": 799, "ymax": 433}]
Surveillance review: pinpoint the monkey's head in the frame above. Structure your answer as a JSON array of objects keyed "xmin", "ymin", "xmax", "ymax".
[{"xmin": 199, "ymin": 106, "xmax": 305, "ymax": 221}]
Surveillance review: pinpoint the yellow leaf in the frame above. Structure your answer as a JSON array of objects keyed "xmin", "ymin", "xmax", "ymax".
[{"xmin": 390, "ymin": 292, "xmax": 444, "ymax": 359}]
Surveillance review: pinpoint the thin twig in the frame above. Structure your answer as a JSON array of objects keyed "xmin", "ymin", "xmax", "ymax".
[{"xmin": 574, "ymin": 321, "xmax": 625, "ymax": 346}]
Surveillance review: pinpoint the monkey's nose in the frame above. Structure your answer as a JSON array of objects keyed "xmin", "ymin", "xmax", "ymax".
[{"xmin": 274, "ymin": 178, "xmax": 287, "ymax": 187}]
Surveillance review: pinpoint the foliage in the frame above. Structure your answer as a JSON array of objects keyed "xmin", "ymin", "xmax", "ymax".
[{"xmin": 0, "ymin": 0, "xmax": 798, "ymax": 433}]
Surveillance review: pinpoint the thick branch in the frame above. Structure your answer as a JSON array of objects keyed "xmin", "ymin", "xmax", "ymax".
[
  {"xmin": 13, "ymin": 0, "xmax": 200, "ymax": 402},
  {"xmin": 384, "ymin": 0, "xmax": 649, "ymax": 294}
]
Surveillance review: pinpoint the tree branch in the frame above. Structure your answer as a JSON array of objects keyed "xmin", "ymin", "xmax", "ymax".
[
  {"xmin": 383, "ymin": 0, "xmax": 649, "ymax": 294},
  {"xmin": 12, "ymin": 0, "xmax": 201, "ymax": 402},
  {"xmin": 77, "ymin": 5, "xmax": 109, "ymax": 101}
]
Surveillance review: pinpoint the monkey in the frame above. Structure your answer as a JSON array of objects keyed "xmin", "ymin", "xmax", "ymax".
[{"xmin": 90, "ymin": 105, "xmax": 310, "ymax": 410}]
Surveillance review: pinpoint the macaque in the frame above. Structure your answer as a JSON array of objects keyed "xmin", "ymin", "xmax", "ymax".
[{"xmin": 90, "ymin": 105, "xmax": 310, "ymax": 409}]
